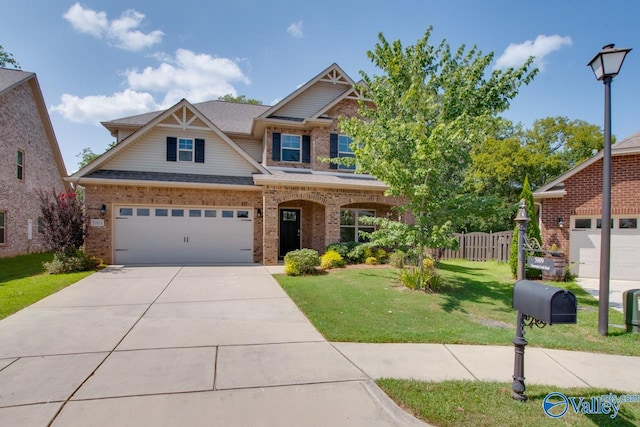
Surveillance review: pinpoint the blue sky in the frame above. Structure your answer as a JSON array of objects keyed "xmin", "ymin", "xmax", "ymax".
[{"xmin": 3, "ymin": 1, "xmax": 639, "ymax": 172}]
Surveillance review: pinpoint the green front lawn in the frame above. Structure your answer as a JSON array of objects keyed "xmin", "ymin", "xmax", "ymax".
[
  {"xmin": 377, "ymin": 379, "xmax": 640, "ymax": 427},
  {"xmin": 0, "ymin": 252, "xmax": 95, "ymax": 319},
  {"xmin": 275, "ymin": 260, "xmax": 639, "ymax": 355}
]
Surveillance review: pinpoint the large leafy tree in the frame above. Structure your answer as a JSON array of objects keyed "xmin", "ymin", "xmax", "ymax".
[
  {"xmin": 217, "ymin": 94, "xmax": 262, "ymax": 105},
  {"xmin": 469, "ymin": 116, "xmax": 605, "ymax": 200},
  {"xmin": 339, "ymin": 28, "xmax": 536, "ymax": 259},
  {"xmin": 0, "ymin": 44, "xmax": 20, "ymax": 69}
]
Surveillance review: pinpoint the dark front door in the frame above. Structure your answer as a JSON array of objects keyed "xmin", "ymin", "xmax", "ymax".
[{"xmin": 279, "ymin": 208, "xmax": 301, "ymax": 258}]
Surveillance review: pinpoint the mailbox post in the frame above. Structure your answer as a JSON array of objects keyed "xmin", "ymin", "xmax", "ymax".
[
  {"xmin": 511, "ymin": 199, "xmax": 578, "ymax": 401},
  {"xmin": 512, "ymin": 199, "xmax": 529, "ymax": 401}
]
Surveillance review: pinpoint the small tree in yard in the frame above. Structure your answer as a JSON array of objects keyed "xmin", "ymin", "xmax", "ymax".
[
  {"xmin": 508, "ymin": 176, "xmax": 542, "ymax": 278},
  {"xmin": 338, "ymin": 27, "xmax": 537, "ymax": 263},
  {"xmin": 39, "ymin": 190, "xmax": 97, "ymax": 273}
]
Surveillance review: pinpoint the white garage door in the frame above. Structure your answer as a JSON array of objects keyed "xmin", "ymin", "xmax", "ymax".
[
  {"xmin": 113, "ymin": 206, "xmax": 253, "ymax": 264},
  {"xmin": 570, "ymin": 217, "xmax": 640, "ymax": 280}
]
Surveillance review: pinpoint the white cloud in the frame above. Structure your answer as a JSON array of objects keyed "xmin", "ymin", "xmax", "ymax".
[
  {"xmin": 126, "ymin": 49, "xmax": 251, "ymax": 107},
  {"xmin": 63, "ymin": 3, "xmax": 163, "ymax": 51},
  {"xmin": 50, "ymin": 89, "xmax": 159, "ymax": 123},
  {"xmin": 287, "ymin": 20, "xmax": 304, "ymax": 38},
  {"xmin": 494, "ymin": 34, "xmax": 573, "ymax": 71},
  {"xmin": 50, "ymin": 49, "xmax": 251, "ymax": 123}
]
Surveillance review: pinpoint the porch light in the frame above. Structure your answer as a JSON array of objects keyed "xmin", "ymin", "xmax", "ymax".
[
  {"xmin": 100, "ymin": 204, "xmax": 106, "ymax": 215},
  {"xmin": 557, "ymin": 218, "xmax": 564, "ymax": 228}
]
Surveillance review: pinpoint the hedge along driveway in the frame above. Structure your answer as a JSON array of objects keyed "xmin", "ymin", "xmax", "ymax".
[{"xmin": 275, "ymin": 260, "xmax": 640, "ymax": 356}]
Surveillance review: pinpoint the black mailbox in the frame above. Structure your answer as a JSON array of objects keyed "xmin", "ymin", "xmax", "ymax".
[{"xmin": 513, "ymin": 280, "xmax": 577, "ymax": 324}]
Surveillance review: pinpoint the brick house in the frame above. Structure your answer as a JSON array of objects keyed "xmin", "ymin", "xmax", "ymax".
[
  {"xmin": 69, "ymin": 64, "xmax": 406, "ymax": 265},
  {"xmin": 0, "ymin": 69, "xmax": 68, "ymax": 258},
  {"xmin": 533, "ymin": 131, "xmax": 640, "ymax": 280}
]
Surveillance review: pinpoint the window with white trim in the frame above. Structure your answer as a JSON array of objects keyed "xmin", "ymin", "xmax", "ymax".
[
  {"xmin": 281, "ymin": 134, "xmax": 301, "ymax": 162},
  {"xmin": 17, "ymin": 150, "xmax": 24, "ymax": 180},
  {"xmin": 340, "ymin": 209, "xmax": 375, "ymax": 242},
  {"xmin": 338, "ymin": 135, "xmax": 355, "ymax": 170},
  {"xmin": 178, "ymin": 138, "xmax": 194, "ymax": 162}
]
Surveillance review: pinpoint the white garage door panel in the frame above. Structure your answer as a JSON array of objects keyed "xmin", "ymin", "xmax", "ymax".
[
  {"xmin": 570, "ymin": 221, "xmax": 640, "ymax": 281},
  {"xmin": 114, "ymin": 206, "xmax": 253, "ymax": 264}
]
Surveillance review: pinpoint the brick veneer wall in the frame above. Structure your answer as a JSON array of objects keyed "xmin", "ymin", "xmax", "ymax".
[
  {"xmin": 0, "ymin": 80, "xmax": 66, "ymax": 258},
  {"xmin": 83, "ymin": 184, "xmax": 263, "ymax": 264},
  {"xmin": 264, "ymin": 98, "xmax": 362, "ymax": 172},
  {"xmin": 262, "ymin": 184, "xmax": 406, "ymax": 265},
  {"xmin": 540, "ymin": 154, "xmax": 640, "ymax": 259}
]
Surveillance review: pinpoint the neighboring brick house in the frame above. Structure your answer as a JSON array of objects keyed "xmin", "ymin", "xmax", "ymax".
[
  {"xmin": 69, "ymin": 64, "xmax": 406, "ymax": 265},
  {"xmin": 0, "ymin": 69, "xmax": 68, "ymax": 258},
  {"xmin": 533, "ymin": 131, "xmax": 640, "ymax": 280}
]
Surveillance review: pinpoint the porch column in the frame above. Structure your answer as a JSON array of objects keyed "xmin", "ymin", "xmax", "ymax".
[
  {"xmin": 262, "ymin": 192, "xmax": 279, "ymax": 265},
  {"xmin": 325, "ymin": 205, "xmax": 341, "ymax": 249}
]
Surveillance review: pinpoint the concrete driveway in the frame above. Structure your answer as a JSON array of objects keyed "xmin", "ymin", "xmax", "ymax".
[{"xmin": 0, "ymin": 265, "xmax": 426, "ymax": 427}]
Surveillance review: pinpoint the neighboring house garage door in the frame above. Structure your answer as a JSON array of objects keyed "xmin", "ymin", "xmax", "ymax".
[
  {"xmin": 569, "ymin": 217, "xmax": 640, "ymax": 280},
  {"xmin": 113, "ymin": 206, "xmax": 253, "ymax": 264}
]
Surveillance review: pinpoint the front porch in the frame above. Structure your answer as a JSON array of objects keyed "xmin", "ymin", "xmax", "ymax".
[{"xmin": 261, "ymin": 184, "xmax": 402, "ymax": 265}]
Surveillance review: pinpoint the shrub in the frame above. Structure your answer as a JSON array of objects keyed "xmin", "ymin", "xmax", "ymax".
[
  {"xmin": 389, "ymin": 250, "xmax": 406, "ymax": 268},
  {"xmin": 43, "ymin": 247, "xmax": 100, "ymax": 274},
  {"xmin": 347, "ymin": 244, "xmax": 372, "ymax": 264},
  {"xmin": 325, "ymin": 242, "xmax": 358, "ymax": 260},
  {"xmin": 284, "ymin": 249, "xmax": 320, "ymax": 276},
  {"xmin": 422, "ymin": 257, "xmax": 436, "ymax": 270},
  {"xmin": 398, "ymin": 265, "xmax": 443, "ymax": 293},
  {"xmin": 38, "ymin": 190, "xmax": 86, "ymax": 253},
  {"xmin": 365, "ymin": 256, "xmax": 378, "ymax": 265},
  {"xmin": 320, "ymin": 250, "xmax": 346, "ymax": 269},
  {"xmin": 374, "ymin": 248, "xmax": 388, "ymax": 263}
]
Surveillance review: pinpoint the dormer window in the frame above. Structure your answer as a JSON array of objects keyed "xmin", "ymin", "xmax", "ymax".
[
  {"xmin": 178, "ymin": 138, "xmax": 193, "ymax": 162},
  {"xmin": 281, "ymin": 134, "xmax": 301, "ymax": 162}
]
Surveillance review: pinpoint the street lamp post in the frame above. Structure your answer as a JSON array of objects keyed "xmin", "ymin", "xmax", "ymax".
[{"xmin": 588, "ymin": 44, "xmax": 631, "ymax": 336}]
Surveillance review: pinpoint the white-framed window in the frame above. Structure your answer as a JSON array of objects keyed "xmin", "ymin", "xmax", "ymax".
[
  {"xmin": 0, "ymin": 211, "xmax": 5, "ymax": 244},
  {"xmin": 281, "ymin": 134, "xmax": 301, "ymax": 162},
  {"xmin": 17, "ymin": 149, "xmax": 24, "ymax": 180},
  {"xmin": 178, "ymin": 138, "xmax": 194, "ymax": 162},
  {"xmin": 574, "ymin": 218, "xmax": 592, "ymax": 229},
  {"xmin": 619, "ymin": 218, "xmax": 638, "ymax": 229},
  {"xmin": 340, "ymin": 209, "xmax": 375, "ymax": 242},
  {"xmin": 338, "ymin": 135, "xmax": 355, "ymax": 170}
]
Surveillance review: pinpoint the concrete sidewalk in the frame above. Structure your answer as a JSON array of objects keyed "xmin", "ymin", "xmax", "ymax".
[
  {"xmin": 0, "ymin": 266, "xmax": 426, "ymax": 427},
  {"xmin": 333, "ymin": 343, "xmax": 640, "ymax": 393}
]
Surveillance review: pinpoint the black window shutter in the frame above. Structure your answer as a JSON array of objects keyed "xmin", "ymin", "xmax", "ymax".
[
  {"xmin": 329, "ymin": 133, "xmax": 338, "ymax": 169},
  {"xmin": 272, "ymin": 132, "xmax": 281, "ymax": 161},
  {"xmin": 302, "ymin": 135, "xmax": 311, "ymax": 163},
  {"xmin": 195, "ymin": 139, "xmax": 205, "ymax": 163},
  {"xmin": 166, "ymin": 137, "xmax": 177, "ymax": 162}
]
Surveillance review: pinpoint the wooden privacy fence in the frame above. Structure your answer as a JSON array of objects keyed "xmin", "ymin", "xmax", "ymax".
[{"xmin": 438, "ymin": 231, "xmax": 514, "ymax": 263}]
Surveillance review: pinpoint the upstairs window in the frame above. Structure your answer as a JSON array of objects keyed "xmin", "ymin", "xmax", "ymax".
[
  {"xmin": 281, "ymin": 134, "xmax": 301, "ymax": 162},
  {"xmin": 0, "ymin": 211, "xmax": 5, "ymax": 244},
  {"xmin": 338, "ymin": 135, "xmax": 355, "ymax": 170},
  {"xmin": 178, "ymin": 138, "xmax": 193, "ymax": 162},
  {"xmin": 166, "ymin": 137, "xmax": 204, "ymax": 163},
  {"xmin": 17, "ymin": 149, "xmax": 24, "ymax": 180}
]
